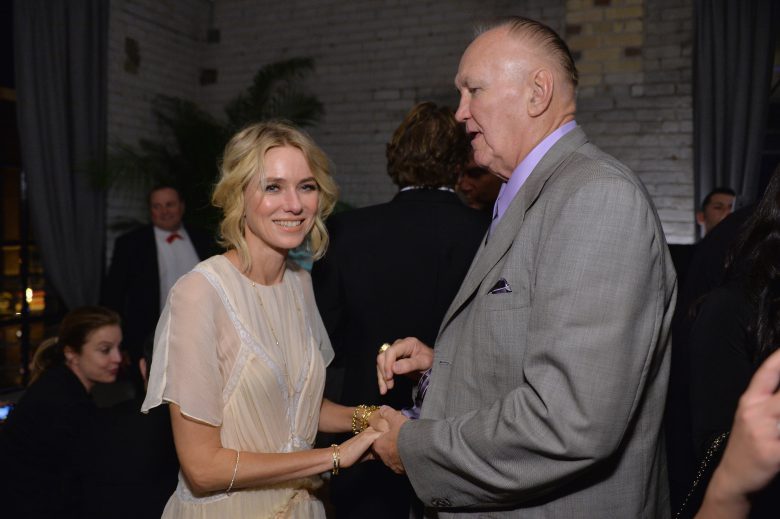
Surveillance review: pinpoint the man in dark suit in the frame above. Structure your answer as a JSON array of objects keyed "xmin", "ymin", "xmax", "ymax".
[
  {"xmin": 102, "ymin": 185, "xmax": 216, "ymax": 362},
  {"xmin": 312, "ymin": 102, "xmax": 489, "ymax": 518}
]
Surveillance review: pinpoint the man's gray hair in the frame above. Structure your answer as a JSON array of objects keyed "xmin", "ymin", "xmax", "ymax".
[{"xmin": 475, "ymin": 16, "xmax": 579, "ymax": 91}]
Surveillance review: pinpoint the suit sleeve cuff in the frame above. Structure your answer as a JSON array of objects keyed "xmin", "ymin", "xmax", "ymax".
[{"xmin": 399, "ymin": 418, "xmax": 460, "ymax": 509}]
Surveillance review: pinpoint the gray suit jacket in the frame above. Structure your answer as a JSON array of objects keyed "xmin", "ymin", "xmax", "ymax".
[{"xmin": 398, "ymin": 127, "xmax": 676, "ymax": 518}]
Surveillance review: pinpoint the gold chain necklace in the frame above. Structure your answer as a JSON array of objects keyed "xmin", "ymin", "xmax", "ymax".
[{"xmin": 251, "ymin": 278, "xmax": 303, "ymax": 395}]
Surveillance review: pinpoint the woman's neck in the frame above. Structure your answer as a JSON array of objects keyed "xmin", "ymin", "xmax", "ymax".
[{"xmin": 226, "ymin": 245, "xmax": 287, "ymax": 286}]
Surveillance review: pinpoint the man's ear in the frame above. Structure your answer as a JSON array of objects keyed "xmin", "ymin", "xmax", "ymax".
[
  {"xmin": 527, "ymin": 68, "xmax": 554, "ymax": 117},
  {"xmin": 695, "ymin": 211, "xmax": 704, "ymax": 225}
]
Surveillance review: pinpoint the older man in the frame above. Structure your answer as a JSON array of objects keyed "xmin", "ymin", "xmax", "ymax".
[{"xmin": 374, "ymin": 17, "xmax": 676, "ymax": 518}]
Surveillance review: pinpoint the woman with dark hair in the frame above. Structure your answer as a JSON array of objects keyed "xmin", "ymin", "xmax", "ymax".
[
  {"xmin": 0, "ymin": 306, "xmax": 122, "ymax": 518},
  {"xmin": 688, "ymin": 165, "xmax": 780, "ymax": 518}
]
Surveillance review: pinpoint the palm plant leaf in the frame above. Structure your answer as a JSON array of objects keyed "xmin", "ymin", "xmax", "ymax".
[
  {"xmin": 225, "ymin": 57, "xmax": 323, "ymax": 130},
  {"xmin": 98, "ymin": 57, "xmax": 324, "ymax": 233}
]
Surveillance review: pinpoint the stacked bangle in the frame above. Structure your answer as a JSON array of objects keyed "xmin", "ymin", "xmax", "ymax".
[
  {"xmin": 351, "ymin": 404, "xmax": 380, "ymax": 435},
  {"xmin": 330, "ymin": 443, "xmax": 340, "ymax": 475}
]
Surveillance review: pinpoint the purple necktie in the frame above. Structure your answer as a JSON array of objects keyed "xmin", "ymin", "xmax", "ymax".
[{"xmin": 401, "ymin": 368, "xmax": 431, "ymax": 419}]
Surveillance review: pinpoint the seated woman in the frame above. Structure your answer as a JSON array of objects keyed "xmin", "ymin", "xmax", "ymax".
[
  {"xmin": 0, "ymin": 306, "xmax": 122, "ymax": 518},
  {"xmin": 142, "ymin": 121, "xmax": 383, "ymax": 518}
]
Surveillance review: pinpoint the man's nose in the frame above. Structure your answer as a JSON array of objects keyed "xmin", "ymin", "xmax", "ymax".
[{"xmin": 455, "ymin": 95, "xmax": 470, "ymax": 122}]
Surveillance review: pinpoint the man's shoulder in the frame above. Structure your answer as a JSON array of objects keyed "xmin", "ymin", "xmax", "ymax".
[
  {"xmin": 183, "ymin": 222, "xmax": 211, "ymax": 238},
  {"xmin": 114, "ymin": 224, "xmax": 154, "ymax": 249},
  {"xmin": 115, "ymin": 224, "xmax": 154, "ymax": 247},
  {"xmin": 547, "ymin": 141, "xmax": 650, "ymax": 204},
  {"xmin": 182, "ymin": 223, "xmax": 218, "ymax": 257},
  {"xmin": 326, "ymin": 203, "xmax": 393, "ymax": 234}
]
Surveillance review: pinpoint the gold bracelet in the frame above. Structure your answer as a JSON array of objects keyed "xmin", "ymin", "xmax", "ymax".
[
  {"xmin": 351, "ymin": 404, "xmax": 380, "ymax": 435},
  {"xmin": 330, "ymin": 443, "xmax": 340, "ymax": 476},
  {"xmin": 226, "ymin": 449, "xmax": 240, "ymax": 495}
]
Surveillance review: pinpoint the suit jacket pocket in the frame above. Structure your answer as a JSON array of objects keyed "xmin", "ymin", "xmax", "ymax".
[
  {"xmin": 477, "ymin": 298, "xmax": 530, "ymax": 391},
  {"xmin": 482, "ymin": 287, "xmax": 528, "ymax": 311}
]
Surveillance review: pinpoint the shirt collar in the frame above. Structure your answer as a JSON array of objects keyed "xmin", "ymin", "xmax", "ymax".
[{"xmin": 493, "ymin": 120, "xmax": 578, "ymax": 223}]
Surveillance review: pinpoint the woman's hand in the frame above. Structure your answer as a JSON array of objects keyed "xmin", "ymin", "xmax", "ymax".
[{"xmin": 338, "ymin": 426, "xmax": 384, "ymax": 468}]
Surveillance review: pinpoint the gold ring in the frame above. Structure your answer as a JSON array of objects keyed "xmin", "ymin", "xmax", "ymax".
[{"xmin": 379, "ymin": 343, "xmax": 391, "ymax": 354}]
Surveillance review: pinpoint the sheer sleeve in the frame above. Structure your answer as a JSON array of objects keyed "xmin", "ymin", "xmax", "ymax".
[{"xmin": 141, "ymin": 270, "xmax": 226, "ymax": 426}]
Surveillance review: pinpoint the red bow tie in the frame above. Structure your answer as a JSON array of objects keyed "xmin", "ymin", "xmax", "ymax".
[{"xmin": 166, "ymin": 233, "xmax": 183, "ymax": 244}]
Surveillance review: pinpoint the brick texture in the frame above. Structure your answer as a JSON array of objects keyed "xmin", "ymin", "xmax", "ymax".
[{"xmin": 107, "ymin": 0, "xmax": 695, "ymax": 249}]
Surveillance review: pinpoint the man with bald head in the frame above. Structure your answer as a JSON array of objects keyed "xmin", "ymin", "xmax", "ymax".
[{"xmin": 373, "ymin": 17, "xmax": 676, "ymax": 518}]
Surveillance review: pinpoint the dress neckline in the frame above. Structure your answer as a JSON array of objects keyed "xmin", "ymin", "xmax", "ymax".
[{"xmin": 217, "ymin": 253, "xmax": 290, "ymax": 288}]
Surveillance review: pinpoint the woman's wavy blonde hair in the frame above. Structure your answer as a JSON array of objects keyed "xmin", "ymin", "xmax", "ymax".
[{"xmin": 212, "ymin": 121, "xmax": 338, "ymax": 272}]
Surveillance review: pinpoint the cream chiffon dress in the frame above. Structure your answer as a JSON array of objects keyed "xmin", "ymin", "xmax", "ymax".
[{"xmin": 142, "ymin": 255, "xmax": 334, "ymax": 518}]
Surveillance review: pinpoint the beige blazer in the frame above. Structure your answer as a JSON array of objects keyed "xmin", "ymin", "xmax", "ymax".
[{"xmin": 398, "ymin": 126, "xmax": 676, "ymax": 518}]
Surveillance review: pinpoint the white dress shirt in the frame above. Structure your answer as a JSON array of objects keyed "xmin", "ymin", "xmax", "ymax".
[{"xmin": 153, "ymin": 226, "xmax": 200, "ymax": 309}]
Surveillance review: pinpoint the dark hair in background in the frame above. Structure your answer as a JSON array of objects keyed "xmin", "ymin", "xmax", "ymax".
[
  {"xmin": 701, "ymin": 186, "xmax": 736, "ymax": 211},
  {"xmin": 386, "ymin": 102, "xmax": 468, "ymax": 188},
  {"xmin": 30, "ymin": 306, "xmax": 121, "ymax": 383},
  {"xmin": 724, "ymin": 165, "xmax": 780, "ymax": 363},
  {"xmin": 148, "ymin": 184, "xmax": 184, "ymax": 205}
]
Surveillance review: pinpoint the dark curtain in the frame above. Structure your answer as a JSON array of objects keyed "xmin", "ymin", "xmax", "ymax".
[
  {"xmin": 694, "ymin": 0, "xmax": 778, "ymax": 221},
  {"xmin": 13, "ymin": 0, "xmax": 108, "ymax": 309}
]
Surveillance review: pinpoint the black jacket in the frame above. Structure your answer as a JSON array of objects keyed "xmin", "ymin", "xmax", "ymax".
[
  {"xmin": 101, "ymin": 224, "xmax": 217, "ymax": 360},
  {"xmin": 0, "ymin": 365, "xmax": 94, "ymax": 519},
  {"xmin": 312, "ymin": 189, "xmax": 489, "ymax": 519}
]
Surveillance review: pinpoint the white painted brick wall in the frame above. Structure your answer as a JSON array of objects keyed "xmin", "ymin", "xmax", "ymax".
[
  {"xmin": 577, "ymin": 0, "xmax": 694, "ymax": 242},
  {"xmin": 105, "ymin": 0, "xmax": 211, "ymax": 261},
  {"xmin": 106, "ymin": 0, "xmax": 695, "ymax": 255}
]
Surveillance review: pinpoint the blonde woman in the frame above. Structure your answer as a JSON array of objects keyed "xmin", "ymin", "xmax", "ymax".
[{"xmin": 142, "ymin": 121, "xmax": 382, "ymax": 518}]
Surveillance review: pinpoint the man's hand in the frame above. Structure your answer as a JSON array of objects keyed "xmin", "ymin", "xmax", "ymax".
[
  {"xmin": 368, "ymin": 408, "xmax": 391, "ymax": 433},
  {"xmin": 372, "ymin": 406, "xmax": 409, "ymax": 474},
  {"xmin": 376, "ymin": 337, "xmax": 434, "ymax": 395}
]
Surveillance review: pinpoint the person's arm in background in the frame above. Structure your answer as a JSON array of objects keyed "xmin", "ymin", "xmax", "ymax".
[
  {"xmin": 311, "ymin": 218, "xmax": 346, "ymax": 403},
  {"xmin": 688, "ymin": 285, "xmax": 753, "ymax": 458},
  {"xmin": 101, "ymin": 233, "xmax": 132, "ymax": 311},
  {"xmin": 695, "ymin": 348, "xmax": 780, "ymax": 519}
]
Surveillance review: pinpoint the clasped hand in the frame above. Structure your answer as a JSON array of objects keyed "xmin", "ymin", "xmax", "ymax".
[{"xmin": 368, "ymin": 337, "xmax": 435, "ymax": 474}]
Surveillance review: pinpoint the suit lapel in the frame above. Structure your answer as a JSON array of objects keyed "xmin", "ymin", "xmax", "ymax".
[{"xmin": 440, "ymin": 127, "xmax": 589, "ymax": 330}]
